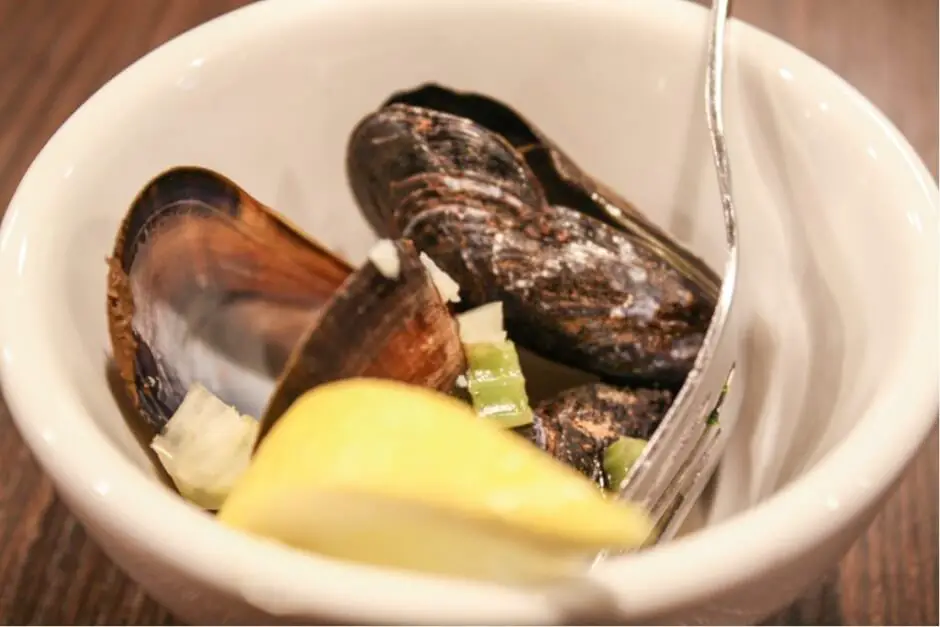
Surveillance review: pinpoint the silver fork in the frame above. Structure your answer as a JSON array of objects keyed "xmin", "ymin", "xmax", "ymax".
[{"xmin": 612, "ymin": 0, "xmax": 741, "ymax": 545}]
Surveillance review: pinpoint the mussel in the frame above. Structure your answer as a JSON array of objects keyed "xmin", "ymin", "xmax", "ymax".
[
  {"xmin": 517, "ymin": 383, "xmax": 673, "ymax": 485},
  {"xmin": 380, "ymin": 83, "xmax": 721, "ymax": 297},
  {"xmin": 111, "ymin": 83, "xmax": 722, "ymax": 501},
  {"xmin": 257, "ymin": 238, "xmax": 466, "ymax": 443},
  {"xmin": 344, "ymin": 84, "xmax": 725, "ymax": 487},
  {"xmin": 347, "ymin": 101, "xmax": 714, "ymax": 387},
  {"xmin": 107, "ymin": 167, "xmax": 465, "ymax": 435},
  {"xmin": 107, "ymin": 167, "xmax": 352, "ymax": 430}
]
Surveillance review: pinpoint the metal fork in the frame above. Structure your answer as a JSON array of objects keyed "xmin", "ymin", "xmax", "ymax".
[{"xmin": 612, "ymin": 0, "xmax": 741, "ymax": 546}]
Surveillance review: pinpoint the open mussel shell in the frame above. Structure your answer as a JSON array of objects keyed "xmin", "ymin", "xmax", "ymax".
[
  {"xmin": 347, "ymin": 106, "xmax": 712, "ymax": 384},
  {"xmin": 382, "ymin": 83, "xmax": 721, "ymax": 297},
  {"xmin": 106, "ymin": 166, "xmax": 353, "ymax": 432},
  {"xmin": 516, "ymin": 383, "xmax": 674, "ymax": 486},
  {"xmin": 255, "ymin": 239, "xmax": 467, "ymax": 446}
]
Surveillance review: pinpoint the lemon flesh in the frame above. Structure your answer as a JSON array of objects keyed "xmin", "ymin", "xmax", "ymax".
[{"xmin": 218, "ymin": 378, "xmax": 652, "ymax": 584}]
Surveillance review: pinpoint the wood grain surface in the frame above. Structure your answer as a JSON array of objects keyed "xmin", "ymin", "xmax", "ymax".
[{"xmin": 0, "ymin": 0, "xmax": 936, "ymax": 624}]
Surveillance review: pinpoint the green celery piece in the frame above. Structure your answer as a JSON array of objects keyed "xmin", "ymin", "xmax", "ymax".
[
  {"xmin": 464, "ymin": 341, "xmax": 533, "ymax": 429},
  {"xmin": 603, "ymin": 436, "xmax": 648, "ymax": 491}
]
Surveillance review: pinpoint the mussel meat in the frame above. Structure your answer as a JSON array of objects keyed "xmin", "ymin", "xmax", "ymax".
[{"xmin": 347, "ymin": 103, "xmax": 713, "ymax": 386}]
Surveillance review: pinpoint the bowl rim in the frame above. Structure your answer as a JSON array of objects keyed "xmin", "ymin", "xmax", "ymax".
[{"xmin": 1, "ymin": 0, "xmax": 937, "ymax": 622}]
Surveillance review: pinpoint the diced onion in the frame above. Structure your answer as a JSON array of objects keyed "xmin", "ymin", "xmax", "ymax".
[
  {"xmin": 151, "ymin": 383, "xmax": 259, "ymax": 511},
  {"xmin": 456, "ymin": 301, "xmax": 507, "ymax": 344},
  {"xmin": 419, "ymin": 252, "xmax": 461, "ymax": 304},
  {"xmin": 367, "ymin": 239, "xmax": 401, "ymax": 279}
]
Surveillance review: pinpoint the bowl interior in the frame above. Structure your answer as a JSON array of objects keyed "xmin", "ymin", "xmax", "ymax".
[
  {"xmin": 37, "ymin": 1, "xmax": 738, "ymax": 487},
  {"xmin": 1, "ymin": 0, "xmax": 936, "ymax": 621}
]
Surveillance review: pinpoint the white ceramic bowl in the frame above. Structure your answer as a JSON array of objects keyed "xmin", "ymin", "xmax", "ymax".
[{"xmin": 1, "ymin": 0, "xmax": 936, "ymax": 624}]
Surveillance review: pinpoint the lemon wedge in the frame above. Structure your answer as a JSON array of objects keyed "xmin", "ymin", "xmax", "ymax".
[{"xmin": 218, "ymin": 378, "xmax": 652, "ymax": 584}]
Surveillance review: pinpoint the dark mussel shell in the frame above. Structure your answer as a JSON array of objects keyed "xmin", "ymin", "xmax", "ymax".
[
  {"xmin": 256, "ymin": 239, "xmax": 466, "ymax": 445},
  {"xmin": 107, "ymin": 166, "xmax": 353, "ymax": 431},
  {"xmin": 346, "ymin": 102, "xmax": 544, "ymax": 239},
  {"xmin": 381, "ymin": 83, "xmax": 721, "ymax": 297},
  {"xmin": 516, "ymin": 383, "xmax": 674, "ymax": 486},
  {"xmin": 347, "ymin": 106, "xmax": 713, "ymax": 385}
]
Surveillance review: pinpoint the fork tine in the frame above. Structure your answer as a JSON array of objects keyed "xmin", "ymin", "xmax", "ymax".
[
  {"xmin": 657, "ymin": 426, "xmax": 726, "ymax": 541},
  {"xmin": 650, "ymin": 422, "xmax": 723, "ymax": 534},
  {"xmin": 610, "ymin": 0, "xmax": 739, "ymax": 544}
]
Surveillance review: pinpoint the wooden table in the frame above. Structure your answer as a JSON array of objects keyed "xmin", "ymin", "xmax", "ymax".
[{"xmin": 0, "ymin": 0, "xmax": 935, "ymax": 624}]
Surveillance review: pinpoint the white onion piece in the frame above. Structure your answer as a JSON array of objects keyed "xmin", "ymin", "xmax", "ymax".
[{"xmin": 151, "ymin": 383, "xmax": 259, "ymax": 511}]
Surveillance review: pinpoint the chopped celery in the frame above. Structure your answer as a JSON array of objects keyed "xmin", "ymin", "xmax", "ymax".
[
  {"xmin": 151, "ymin": 383, "xmax": 259, "ymax": 511},
  {"xmin": 456, "ymin": 302, "xmax": 533, "ymax": 429},
  {"xmin": 707, "ymin": 381, "xmax": 730, "ymax": 426},
  {"xmin": 463, "ymin": 341, "xmax": 533, "ymax": 429},
  {"xmin": 603, "ymin": 436, "xmax": 648, "ymax": 492}
]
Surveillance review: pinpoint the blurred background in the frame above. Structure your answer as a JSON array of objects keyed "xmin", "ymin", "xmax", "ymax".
[{"xmin": 0, "ymin": 0, "xmax": 935, "ymax": 624}]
